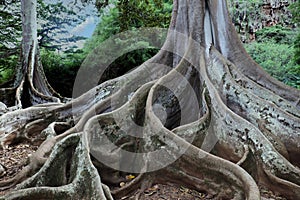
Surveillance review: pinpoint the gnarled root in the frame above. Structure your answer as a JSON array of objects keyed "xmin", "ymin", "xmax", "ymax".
[
  {"xmin": 0, "ymin": 133, "xmax": 110, "ymax": 200},
  {"xmin": 1, "ymin": 1, "xmax": 300, "ymax": 199}
]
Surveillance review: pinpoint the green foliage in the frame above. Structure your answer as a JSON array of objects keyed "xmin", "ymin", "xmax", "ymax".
[
  {"xmin": 0, "ymin": 0, "xmax": 21, "ymax": 84},
  {"xmin": 37, "ymin": 0, "xmax": 87, "ymax": 51},
  {"xmin": 41, "ymin": 48, "xmax": 85, "ymax": 97},
  {"xmin": 241, "ymin": 1, "xmax": 300, "ymax": 89},
  {"xmin": 255, "ymin": 25, "xmax": 296, "ymax": 44},
  {"xmin": 84, "ymin": 0, "xmax": 172, "ymax": 83},
  {"xmin": 84, "ymin": 6, "xmax": 120, "ymax": 51},
  {"xmin": 117, "ymin": 0, "xmax": 172, "ymax": 31},
  {"xmin": 294, "ymin": 32, "xmax": 300, "ymax": 65},
  {"xmin": 289, "ymin": 1, "xmax": 300, "ymax": 24},
  {"xmin": 0, "ymin": 67, "xmax": 15, "ymax": 85},
  {"xmin": 0, "ymin": 44, "xmax": 19, "ymax": 84},
  {"xmin": 245, "ymin": 42, "xmax": 300, "ymax": 89},
  {"xmin": 289, "ymin": 1, "xmax": 300, "ymax": 65},
  {"xmin": 85, "ymin": 0, "xmax": 172, "ymax": 49},
  {"xmin": 2, "ymin": 0, "xmax": 298, "ymax": 93},
  {"xmin": 0, "ymin": 0, "xmax": 21, "ymax": 47}
]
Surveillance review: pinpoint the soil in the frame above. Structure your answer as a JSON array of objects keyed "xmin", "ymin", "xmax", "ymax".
[
  {"xmin": 0, "ymin": 142, "xmax": 38, "ymax": 196},
  {"xmin": 124, "ymin": 184, "xmax": 209, "ymax": 200},
  {"xmin": 121, "ymin": 183, "xmax": 287, "ymax": 200},
  {"xmin": 0, "ymin": 142, "xmax": 288, "ymax": 200}
]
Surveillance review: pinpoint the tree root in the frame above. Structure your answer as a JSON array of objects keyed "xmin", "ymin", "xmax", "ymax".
[
  {"xmin": 1, "ymin": 1, "xmax": 300, "ymax": 199},
  {"xmin": 0, "ymin": 133, "xmax": 111, "ymax": 200},
  {"xmin": 236, "ymin": 145, "xmax": 249, "ymax": 166},
  {"xmin": 262, "ymin": 168, "xmax": 300, "ymax": 199}
]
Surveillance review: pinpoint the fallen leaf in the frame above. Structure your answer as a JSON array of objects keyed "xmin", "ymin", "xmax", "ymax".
[{"xmin": 125, "ymin": 174, "xmax": 135, "ymax": 180}]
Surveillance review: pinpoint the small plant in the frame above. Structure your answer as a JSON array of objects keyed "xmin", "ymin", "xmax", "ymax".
[{"xmin": 0, "ymin": 68, "xmax": 15, "ymax": 85}]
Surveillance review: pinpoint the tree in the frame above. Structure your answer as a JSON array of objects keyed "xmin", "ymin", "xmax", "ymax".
[
  {"xmin": 37, "ymin": 0, "xmax": 87, "ymax": 51},
  {"xmin": 0, "ymin": 0, "xmax": 300, "ymax": 199},
  {"xmin": 0, "ymin": 0, "xmax": 89, "ymax": 86},
  {"xmin": 0, "ymin": 0, "xmax": 61, "ymax": 109},
  {"xmin": 0, "ymin": 0, "xmax": 21, "ymax": 83}
]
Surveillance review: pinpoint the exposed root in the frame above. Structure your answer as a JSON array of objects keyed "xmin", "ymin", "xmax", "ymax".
[
  {"xmin": 0, "ymin": 166, "xmax": 31, "ymax": 191},
  {"xmin": 133, "ymin": 178, "xmax": 153, "ymax": 200},
  {"xmin": 1, "ymin": 0, "xmax": 299, "ymax": 199},
  {"xmin": 236, "ymin": 145, "xmax": 249, "ymax": 166},
  {"xmin": 0, "ymin": 121, "xmax": 69, "ymax": 191},
  {"xmin": 263, "ymin": 169, "xmax": 300, "ymax": 199},
  {"xmin": 199, "ymin": 49, "xmax": 300, "ymax": 195},
  {"xmin": 0, "ymin": 163, "xmax": 6, "ymax": 177},
  {"xmin": 102, "ymin": 184, "xmax": 115, "ymax": 200},
  {"xmin": 157, "ymin": 142, "xmax": 261, "ymax": 200},
  {"xmin": 0, "ymin": 133, "xmax": 109, "ymax": 200},
  {"xmin": 206, "ymin": 0, "xmax": 300, "ymax": 107},
  {"xmin": 0, "ymin": 106, "xmax": 58, "ymax": 148},
  {"xmin": 0, "ymin": 137, "xmax": 55, "ymax": 191}
]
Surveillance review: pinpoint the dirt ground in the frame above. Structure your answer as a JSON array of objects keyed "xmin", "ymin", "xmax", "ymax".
[
  {"xmin": 122, "ymin": 183, "xmax": 287, "ymax": 200},
  {"xmin": 0, "ymin": 142, "xmax": 38, "ymax": 196}
]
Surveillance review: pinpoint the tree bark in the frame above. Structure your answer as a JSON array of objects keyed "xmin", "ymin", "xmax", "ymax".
[{"xmin": 0, "ymin": 0, "xmax": 299, "ymax": 199}]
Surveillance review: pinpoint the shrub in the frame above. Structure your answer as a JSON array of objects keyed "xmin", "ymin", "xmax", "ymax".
[
  {"xmin": 245, "ymin": 42, "xmax": 300, "ymax": 89},
  {"xmin": 41, "ymin": 48, "xmax": 84, "ymax": 96},
  {"xmin": 255, "ymin": 25, "xmax": 296, "ymax": 44}
]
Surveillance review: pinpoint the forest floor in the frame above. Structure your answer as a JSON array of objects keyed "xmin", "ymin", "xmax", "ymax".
[
  {"xmin": 0, "ymin": 141, "xmax": 38, "ymax": 196},
  {"xmin": 0, "ymin": 142, "xmax": 288, "ymax": 200},
  {"xmin": 124, "ymin": 184, "xmax": 287, "ymax": 200}
]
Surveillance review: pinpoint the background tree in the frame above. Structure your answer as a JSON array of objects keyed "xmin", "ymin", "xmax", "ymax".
[
  {"xmin": 0, "ymin": 0, "xmax": 299, "ymax": 200},
  {"xmin": 0, "ymin": 0, "xmax": 21, "ymax": 85},
  {"xmin": 0, "ymin": 0, "xmax": 90, "ymax": 87},
  {"xmin": 37, "ymin": 0, "xmax": 87, "ymax": 51}
]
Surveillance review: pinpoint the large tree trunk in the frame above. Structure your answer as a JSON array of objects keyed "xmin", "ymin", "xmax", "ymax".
[
  {"xmin": 1, "ymin": 0, "xmax": 300, "ymax": 199},
  {"xmin": 0, "ymin": 0, "xmax": 61, "ymax": 109}
]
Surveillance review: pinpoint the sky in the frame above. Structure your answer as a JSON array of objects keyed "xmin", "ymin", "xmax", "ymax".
[
  {"xmin": 43, "ymin": 0, "xmax": 99, "ymax": 51},
  {"xmin": 67, "ymin": 0, "xmax": 99, "ymax": 38},
  {"xmin": 71, "ymin": 16, "xmax": 98, "ymax": 38}
]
